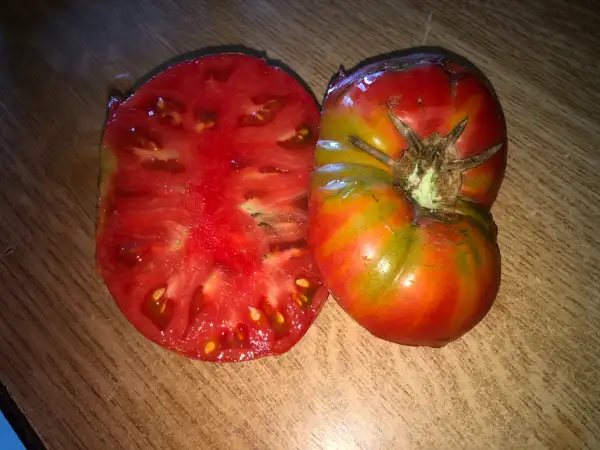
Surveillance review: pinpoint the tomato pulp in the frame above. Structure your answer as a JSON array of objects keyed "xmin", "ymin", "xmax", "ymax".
[
  {"xmin": 309, "ymin": 52, "xmax": 507, "ymax": 347},
  {"xmin": 97, "ymin": 54, "xmax": 328, "ymax": 361}
]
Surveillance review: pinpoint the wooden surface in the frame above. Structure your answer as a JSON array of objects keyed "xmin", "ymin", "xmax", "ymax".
[{"xmin": 1, "ymin": 1, "xmax": 599, "ymax": 449}]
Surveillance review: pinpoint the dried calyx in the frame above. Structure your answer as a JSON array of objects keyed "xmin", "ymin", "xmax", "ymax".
[{"xmin": 349, "ymin": 107, "xmax": 501, "ymax": 220}]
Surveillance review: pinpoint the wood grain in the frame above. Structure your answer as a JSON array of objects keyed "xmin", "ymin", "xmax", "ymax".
[{"xmin": 1, "ymin": 0, "xmax": 599, "ymax": 449}]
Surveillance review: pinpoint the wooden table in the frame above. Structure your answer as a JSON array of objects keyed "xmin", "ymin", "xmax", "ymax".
[{"xmin": 1, "ymin": 1, "xmax": 599, "ymax": 448}]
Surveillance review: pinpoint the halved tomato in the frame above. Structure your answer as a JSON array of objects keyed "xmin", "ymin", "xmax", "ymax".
[{"xmin": 97, "ymin": 53, "xmax": 327, "ymax": 362}]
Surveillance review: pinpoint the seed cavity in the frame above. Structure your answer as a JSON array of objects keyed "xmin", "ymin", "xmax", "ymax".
[
  {"xmin": 257, "ymin": 222, "xmax": 278, "ymax": 235},
  {"xmin": 239, "ymin": 198, "xmax": 263, "ymax": 216},
  {"xmin": 194, "ymin": 109, "xmax": 217, "ymax": 133},
  {"xmin": 142, "ymin": 286, "xmax": 174, "ymax": 330},
  {"xmin": 116, "ymin": 244, "xmax": 145, "ymax": 267},
  {"xmin": 189, "ymin": 285, "xmax": 205, "ymax": 320},
  {"xmin": 148, "ymin": 97, "xmax": 185, "ymax": 128},
  {"xmin": 293, "ymin": 275, "xmax": 316, "ymax": 310},
  {"xmin": 240, "ymin": 95, "xmax": 285, "ymax": 127},
  {"xmin": 125, "ymin": 128, "xmax": 161, "ymax": 153},
  {"xmin": 292, "ymin": 194, "xmax": 309, "ymax": 211}
]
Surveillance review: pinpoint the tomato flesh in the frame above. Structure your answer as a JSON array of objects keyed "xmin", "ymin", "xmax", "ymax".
[
  {"xmin": 97, "ymin": 54, "xmax": 327, "ymax": 362},
  {"xmin": 309, "ymin": 52, "xmax": 507, "ymax": 347}
]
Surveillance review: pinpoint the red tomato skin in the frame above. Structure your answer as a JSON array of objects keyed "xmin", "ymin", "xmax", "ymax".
[{"xmin": 309, "ymin": 51, "xmax": 507, "ymax": 347}]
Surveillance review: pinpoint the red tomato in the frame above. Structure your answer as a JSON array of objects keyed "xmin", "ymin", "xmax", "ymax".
[
  {"xmin": 97, "ymin": 53, "xmax": 328, "ymax": 362},
  {"xmin": 309, "ymin": 52, "xmax": 507, "ymax": 347}
]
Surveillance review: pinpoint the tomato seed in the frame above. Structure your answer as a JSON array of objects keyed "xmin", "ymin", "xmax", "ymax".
[
  {"xmin": 274, "ymin": 311, "xmax": 285, "ymax": 325},
  {"xmin": 295, "ymin": 278, "xmax": 310, "ymax": 288},
  {"xmin": 249, "ymin": 306, "xmax": 261, "ymax": 322},
  {"xmin": 277, "ymin": 126, "xmax": 314, "ymax": 149},
  {"xmin": 152, "ymin": 287, "xmax": 166, "ymax": 301},
  {"xmin": 142, "ymin": 291, "xmax": 174, "ymax": 331},
  {"xmin": 293, "ymin": 293, "xmax": 309, "ymax": 308},
  {"xmin": 293, "ymin": 294, "xmax": 303, "ymax": 307},
  {"xmin": 204, "ymin": 341, "xmax": 216, "ymax": 354}
]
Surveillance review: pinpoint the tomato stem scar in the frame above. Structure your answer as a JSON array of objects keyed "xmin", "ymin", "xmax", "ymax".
[{"xmin": 348, "ymin": 104, "xmax": 502, "ymax": 218}]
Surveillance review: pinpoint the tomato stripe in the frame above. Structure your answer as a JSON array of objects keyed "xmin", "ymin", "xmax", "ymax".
[
  {"xmin": 354, "ymin": 225, "xmax": 419, "ymax": 302},
  {"xmin": 318, "ymin": 197, "xmax": 377, "ymax": 258}
]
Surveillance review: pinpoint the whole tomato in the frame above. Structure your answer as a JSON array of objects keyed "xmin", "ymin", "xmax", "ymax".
[{"xmin": 308, "ymin": 51, "xmax": 507, "ymax": 347}]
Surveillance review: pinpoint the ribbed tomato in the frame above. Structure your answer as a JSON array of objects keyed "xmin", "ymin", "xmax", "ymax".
[
  {"xmin": 97, "ymin": 53, "xmax": 327, "ymax": 362},
  {"xmin": 309, "ymin": 51, "xmax": 507, "ymax": 347}
]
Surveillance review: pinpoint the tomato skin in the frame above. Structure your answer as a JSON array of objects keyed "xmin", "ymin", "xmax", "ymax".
[{"xmin": 309, "ymin": 52, "xmax": 507, "ymax": 347}]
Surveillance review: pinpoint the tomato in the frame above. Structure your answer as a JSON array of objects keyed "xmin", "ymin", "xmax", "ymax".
[
  {"xmin": 97, "ymin": 53, "xmax": 328, "ymax": 362},
  {"xmin": 308, "ymin": 51, "xmax": 507, "ymax": 347}
]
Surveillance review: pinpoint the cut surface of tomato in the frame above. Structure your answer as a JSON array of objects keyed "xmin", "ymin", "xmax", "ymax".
[{"xmin": 97, "ymin": 53, "xmax": 327, "ymax": 362}]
